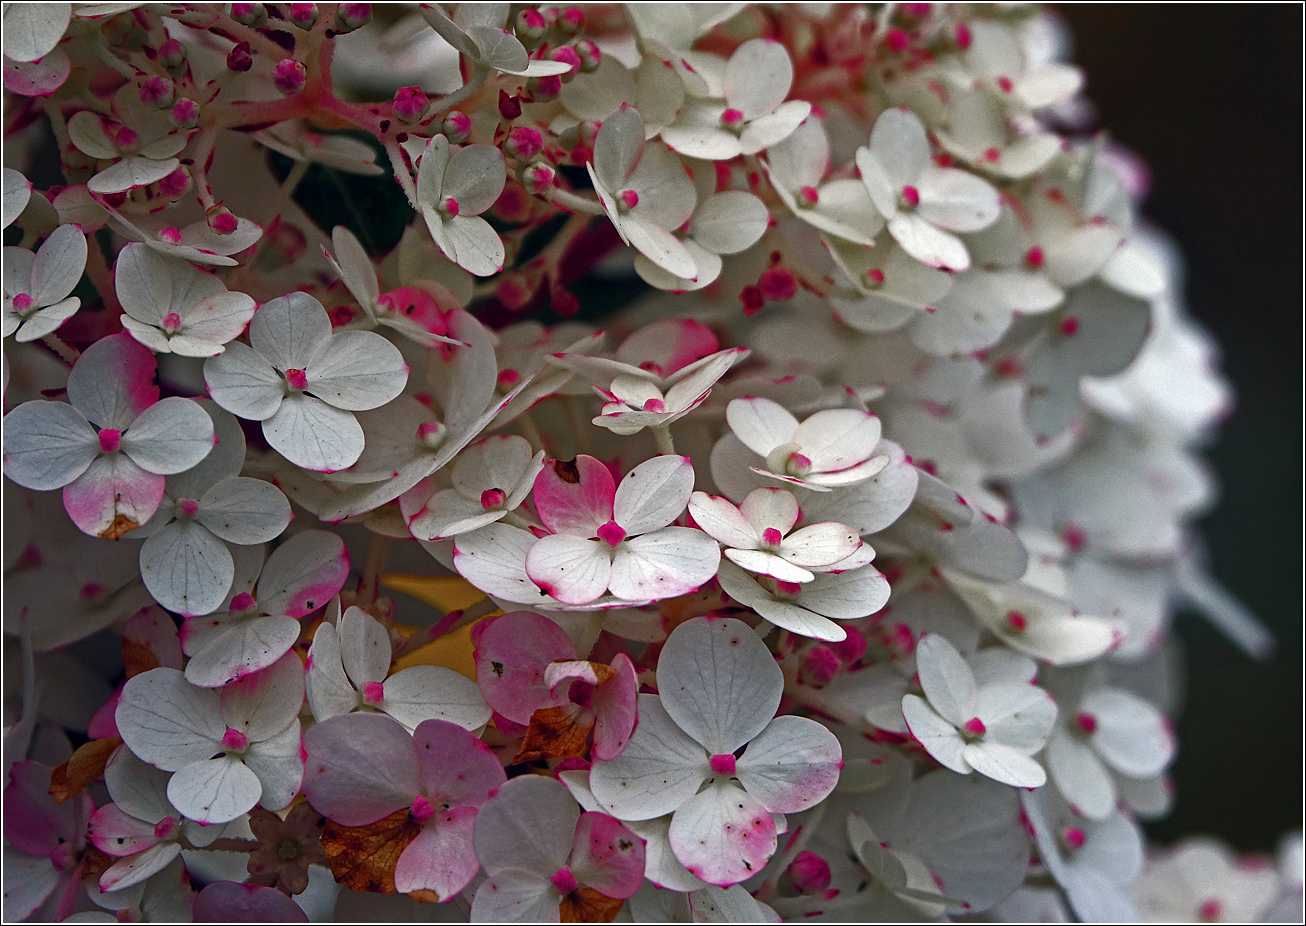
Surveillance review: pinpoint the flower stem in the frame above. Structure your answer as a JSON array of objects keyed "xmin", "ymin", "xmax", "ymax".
[
  {"xmin": 356, "ymin": 535, "xmax": 392, "ymax": 606},
  {"xmin": 652, "ymin": 424, "xmax": 676, "ymax": 455}
]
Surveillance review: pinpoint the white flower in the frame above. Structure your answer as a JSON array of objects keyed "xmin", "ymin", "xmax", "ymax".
[
  {"xmin": 949, "ymin": 20, "xmax": 1084, "ymax": 113},
  {"xmin": 633, "ymin": 187, "xmax": 770, "ymax": 292},
  {"xmin": 114, "ymin": 243, "xmax": 256, "ymax": 357},
  {"xmin": 716, "ymin": 559, "xmax": 888, "ymax": 643},
  {"xmin": 401, "ymin": 434, "xmax": 543, "ymax": 541},
  {"xmin": 724, "ymin": 396, "xmax": 889, "ymax": 491},
  {"xmin": 856, "ymin": 108, "xmax": 1002, "ymax": 271},
  {"xmin": 2, "ymin": 166, "xmax": 32, "ymax": 228},
  {"xmin": 558, "ymin": 54, "xmax": 685, "ymax": 140},
  {"xmin": 416, "ymin": 135, "xmax": 507, "ymax": 277},
  {"xmin": 2, "ymin": 334, "xmax": 214, "ymax": 539},
  {"xmin": 419, "ymin": 3, "xmax": 572, "ymax": 78},
  {"xmin": 763, "ymin": 117, "xmax": 885, "ymax": 245},
  {"xmin": 689, "ymin": 487, "xmax": 862, "ymax": 583},
  {"xmin": 590, "ymin": 347, "xmax": 747, "ymax": 437},
  {"xmin": 305, "ymin": 605, "xmax": 489, "ymax": 732},
  {"xmin": 67, "ymin": 103, "xmax": 186, "ymax": 196},
  {"xmin": 661, "ymin": 39, "xmax": 811, "ymax": 160},
  {"xmin": 901, "ymin": 632, "xmax": 1057, "ymax": 788},
  {"xmin": 102, "ymin": 200, "xmax": 263, "ymax": 268},
  {"xmin": 203, "ymin": 292, "xmax": 409, "ymax": 472},
  {"xmin": 115, "ymin": 654, "xmax": 305, "ymax": 824},
  {"xmin": 587, "ymin": 106, "xmax": 699, "ymax": 280},
  {"xmin": 589, "ymin": 617, "xmax": 842, "ymax": 887},
  {"xmin": 2, "ymin": 223, "xmax": 85, "ymax": 342}
]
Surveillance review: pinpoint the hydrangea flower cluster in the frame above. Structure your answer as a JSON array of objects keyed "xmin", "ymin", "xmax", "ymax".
[{"xmin": 2, "ymin": 3, "xmax": 1297, "ymax": 924}]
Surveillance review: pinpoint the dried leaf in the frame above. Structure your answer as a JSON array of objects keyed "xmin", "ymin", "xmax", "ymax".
[
  {"xmin": 321, "ymin": 808, "xmax": 422, "ymax": 894},
  {"xmin": 512, "ymin": 704, "xmax": 592, "ymax": 764},
  {"xmin": 49, "ymin": 737, "xmax": 121, "ymax": 803}
]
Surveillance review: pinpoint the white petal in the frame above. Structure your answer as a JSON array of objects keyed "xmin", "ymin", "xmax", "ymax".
[
  {"xmin": 609, "ymin": 528, "xmax": 720, "ymax": 601},
  {"xmin": 443, "ymin": 144, "xmax": 506, "ymax": 216},
  {"xmin": 30, "ymin": 223, "xmax": 86, "ymax": 305},
  {"xmin": 963, "ymin": 742, "xmax": 1047, "ymax": 788},
  {"xmin": 99, "ymin": 841, "xmax": 182, "ymax": 893},
  {"xmin": 220, "ymin": 651, "xmax": 305, "ymax": 740},
  {"xmin": 735, "ymin": 715, "xmax": 841, "ymax": 813},
  {"xmin": 182, "ymin": 614, "xmax": 301, "ymax": 688},
  {"xmin": 1046, "ymin": 732, "xmax": 1115, "ymax": 819},
  {"xmin": 916, "ymin": 167, "xmax": 1002, "ymax": 232},
  {"xmin": 441, "ymin": 214, "xmax": 505, "ymax": 277},
  {"xmin": 470, "ymin": 870, "xmax": 558, "ymax": 922},
  {"xmin": 868, "ymin": 107, "xmax": 931, "ymax": 190},
  {"xmin": 2, "ymin": 167, "xmax": 32, "ymax": 229},
  {"xmin": 304, "ymin": 330, "xmax": 407, "ymax": 411},
  {"xmin": 452, "ymin": 523, "xmax": 543, "ymax": 605},
  {"xmin": 1, "ymin": 400, "xmax": 98, "ymax": 490},
  {"xmin": 338, "ymin": 606, "xmax": 390, "ymax": 688},
  {"xmin": 657, "ymin": 616, "xmax": 781, "ymax": 755},
  {"xmin": 241, "ymin": 720, "xmax": 303, "ymax": 811},
  {"xmin": 327, "ymin": 226, "xmax": 379, "ymax": 312},
  {"xmin": 382, "ymin": 665, "xmax": 490, "ymax": 732},
  {"xmin": 688, "ymin": 492, "xmax": 757, "ymax": 548},
  {"xmin": 465, "ymin": 23, "xmax": 529, "ymax": 74},
  {"xmin": 690, "ymin": 191, "xmax": 770, "ymax": 255},
  {"xmin": 590, "ymin": 694, "xmax": 708, "ymax": 821},
  {"xmin": 263, "ymin": 395, "xmax": 364, "ymax": 472},
  {"xmin": 662, "ymin": 103, "xmax": 742, "ymax": 161},
  {"xmin": 120, "ymin": 397, "xmax": 215, "ymax": 475},
  {"xmin": 622, "ymin": 217, "xmax": 698, "ymax": 280},
  {"xmin": 473, "ymin": 774, "xmax": 575, "ymax": 875},
  {"xmin": 195, "ymin": 477, "xmax": 291, "ymax": 545},
  {"xmin": 668, "ymin": 781, "xmax": 776, "ymax": 887},
  {"xmin": 796, "ymin": 566, "xmax": 890, "ymax": 620},
  {"xmin": 248, "ymin": 292, "xmax": 332, "ymax": 372},
  {"xmin": 613, "ymin": 454, "xmax": 694, "ymax": 534},
  {"xmin": 889, "ymin": 213, "xmax": 971, "ymax": 272},
  {"xmin": 524, "ymin": 533, "xmax": 611, "ymax": 605},
  {"xmin": 914, "ymin": 633, "xmax": 977, "ymax": 726},
  {"xmin": 792, "ymin": 408, "xmax": 882, "ymax": 474},
  {"xmin": 203, "ymin": 341, "xmax": 284, "ymax": 421},
  {"xmin": 415, "ymin": 133, "xmax": 450, "ymax": 205},
  {"xmin": 781, "ymin": 522, "xmax": 861, "ymax": 567},
  {"xmin": 739, "ymin": 486, "xmax": 801, "ymax": 534},
  {"xmin": 88, "ymin": 156, "xmax": 179, "ymax": 195},
  {"xmin": 166, "ymin": 755, "xmax": 261, "ymax": 824},
  {"xmin": 975, "ymin": 683, "xmax": 1057, "ymax": 752},
  {"xmin": 67, "ymin": 333, "xmax": 158, "ymax": 429},
  {"xmin": 725, "ymin": 548, "xmax": 812, "ymax": 583},
  {"xmin": 1082, "ymin": 688, "xmax": 1173, "ymax": 778},
  {"xmin": 902, "ymin": 694, "xmax": 969, "ymax": 774},
  {"xmin": 305, "ymin": 621, "xmax": 358, "ymax": 722},
  {"xmin": 594, "ymin": 105, "xmax": 646, "ymax": 191},
  {"xmin": 725, "ymin": 39, "xmax": 793, "ymax": 118},
  {"xmin": 409, "ymin": 489, "xmax": 501, "ymax": 541},
  {"xmin": 176, "ymin": 292, "xmax": 256, "ymax": 350},
  {"xmin": 726, "ymin": 397, "xmax": 797, "ymax": 458},
  {"xmin": 116, "ymin": 668, "xmax": 222, "ymax": 771},
  {"xmin": 140, "ymin": 519, "xmax": 234, "ymax": 616}
]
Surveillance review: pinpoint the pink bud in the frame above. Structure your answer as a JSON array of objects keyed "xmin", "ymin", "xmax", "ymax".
[
  {"xmin": 1197, "ymin": 899, "xmax": 1223, "ymax": 922},
  {"xmin": 178, "ymin": 498, "xmax": 200, "ymax": 519},
  {"xmin": 480, "ymin": 488, "xmax": 507, "ymax": 510},
  {"xmin": 79, "ymin": 582, "xmax": 104, "ymax": 602},
  {"xmin": 230, "ymin": 592, "xmax": 257, "ymax": 614},
  {"xmin": 139, "ymin": 76, "xmax": 176, "ymax": 109},
  {"xmin": 558, "ymin": 6, "xmax": 585, "ymax": 33},
  {"xmin": 759, "ymin": 266, "xmax": 797, "ymax": 301},
  {"xmin": 520, "ymin": 161, "xmax": 556, "ymax": 195},
  {"xmin": 161, "ymin": 311, "xmax": 183, "ymax": 334},
  {"xmin": 158, "ymin": 38, "xmax": 186, "ymax": 70},
  {"xmin": 1074, "ymin": 712, "xmax": 1098, "ymax": 735},
  {"xmin": 504, "ymin": 126, "xmax": 544, "ymax": 160},
  {"xmin": 153, "ymin": 816, "xmax": 180, "ymax": 840},
  {"xmin": 498, "ymin": 90, "xmax": 523, "ymax": 121},
  {"xmin": 550, "ymin": 866, "xmax": 580, "ymax": 896},
  {"xmin": 864, "ymin": 267, "xmax": 886, "ymax": 288},
  {"xmin": 996, "ymin": 76, "xmax": 1014, "ymax": 93},
  {"xmin": 709, "ymin": 753, "xmax": 737, "ymax": 776},
  {"xmin": 962, "ymin": 717, "xmax": 987, "ymax": 737},
  {"xmin": 641, "ymin": 397, "xmax": 667, "ymax": 413},
  {"xmin": 1059, "ymin": 315, "xmax": 1080, "ymax": 336},
  {"xmin": 98, "ymin": 429, "xmax": 122, "ymax": 453},
  {"xmin": 740, "ymin": 284, "xmax": 764, "ymax": 316},
  {"xmin": 362, "ymin": 681, "xmax": 385, "ymax": 705},
  {"xmin": 900, "ymin": 185, "xmax": 920, "ymax": 208},
  {"xmin": 574, "ymin": 39, "xmax": 601, "ymax": 73},
  {"xmin": 1061, "ymin": 826, "xmax": 1086, "ymax": 850},
  {"xmin": 160, "ymin": 227, "xmax": 183, "ymax": 245},
  {"xmin": 113, "ymin": 126, "xmax": 139, "ymax": 152},
  {"xmin": 392, "ymin": 86, "xmax": 429, "ymax": 124},
  {"xmin": 171, "ymin": 99, "xmax": 201, "ymax": 129},
  {"xmin": 597, "ymin": 521, "xmax": 627, "ymax": 547},
  {"xmin": 11, "ymin": 293, "xmax": 33, "ymax": 312},
  {"xmin": 275, "ymin": 59, "xmax": 307, "ymax": 94},
  {"xmin": 417, "ymin": 421, "xmax": 445, "ymax": 447},
  {"xmin": 441, "ymin": 196, "xmax": 461, "ymax": 218},
  {"xmin": 955, "ymin": 23, "xmax": 972, "ymax": 49},
  {"xmin": 527, "ymin": 73, "xmax": 562, "ymax": 100},
  {"xmin": 230, "ymin": 3, "xmax": 267, "ymax": 27},
  {"xmin": 788, "ymin": 850, "xmax": 832, "ymax": 894},
  {"xmin": 285, "ymin": 368, "xmax": 308, "ymax": 390},
  {"xmin": 884, "ymin": 27, "xmax": 910, "ymax": 53},
  {"xmin": 549, "ymin": 45, "xmax": 581, "ymax": 76},
  {"xmin": 515, "ymin": 8, "xmax": 547, "ymax": 42},
  {"xmin": 441, "ymin": 111, "xmax": 471, "ymax": 143},
  {"xmin": 334, "ymin": 3, "xmax": 371, "ymax": 33},
  {"xmin": 802, "ymin": 646, "xmax": 842, "ymax": 687},
  {"xmin": 288, "ymin": 3, "xmax": 318, "ymax": 29},
  {"xmin": 207, "ymin": 204, "xmax": 238, "ymax": 235},
  {"xmin": 829, "ymin": 626, "xmax": 867, "ymax": 664},
  {"xmin": 410, "ymin": 794, "xmax": 436, "ymax": 823},
  {"xmin": 1024, "ymin": 245, "xmax": 1045, "ymax": 268},
  {"xmin": 222, "ymin": 728, "xmax": 249, "ymax": 751},
  {"xmin": 721, "ymin": 107, "xmax": 746, "ymax": 130},
  {"xmin": 158, "ymin": 167, "xmax": 191, "ymax": 199},
  {"xmin": 1005, "ymin": 610, "xmax": 1027, "ymax": 632},
  {"xmin": 226, "ymin": 42, "xmax": 253, "ymax": 73},
  {"xmin": 761, "ymin": 527, "xmax": 783, "ymax": 547}
]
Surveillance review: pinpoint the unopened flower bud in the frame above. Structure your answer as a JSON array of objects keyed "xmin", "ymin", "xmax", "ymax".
[
  {"xmin": 515, "ymin": 8, "xmax": 548, "ymax": 44},
  {"xmin": 206, "ymin": 204, "xmax": 239, "ymax": 235},
  {"xmin": 503, "ymin": 126, "xmax": 544, "ymax": 160},
  {"xmin": 274, "ymin": 59, "xmax": 307, "ymax": 94},
  {"xmin": 139, "ymin": 75, "xmax": 176, "ymax": 109},
  {"xmin": 759, "ymin": 265, "xmax": 797, "ymax": 301},
  {"xmin": 441, "ymin": 111, "xmax": 471, "ymax": 144},
  {"xmin": 573, "ymin": 39, "xmax": 601, "ymax": 73},
  {"xmin": 551, "ymin": 288, "xmax": 580, "ymax": 317},
  {"xmin": 171, "ymin": 98, "xmax": 201, "ymax": 128},
  {"xmin": 392, "ymin": 86, "xmax": 429, "ymax": 124},
  {"xmin": 569, "ymin": 145, "xmax": 592, "ymax": 167},
  {"xmin": 526, "ymin": 74, "xmax": 561, "ymax": 101},
  {"xmin": 226, "ymin": 41, "xmax": 253, "ymax": 72},
  {"xmin": 113, "ymin": 125, "xmax": 139, "ymax": 153},
  {"xmin": 157, "ymin": 38, "xmax": 187, "ymax": 71},
  {"xmin": 287, "ymin": 2, "xmax": 318, "ymax": 28},
  {"xmin": 334, "ymin": 3, "xmax": 371, "ymax": 33},
  {"xmin": 498, "ymin": 90, "xmax": 523, "ymax": 121},
  {"xmin": 802, "ymin": 646, "xmax": 842, "ymax": 687},
  {"xmin": 788, "ymin": 851, "xmax": 832, "ymax": 895},
  {"xmin": 519, "ymin": 161, "xmax": 556, "ymax": 195},
  {"xmin": 549, "ymin": 45, "xmax": 581, "ymax": 77},
  {"xmin": 103, "ymin": 12, "xmax": 147, "ymax": 50},
  {"xmin": 230, "ymin": 3, "xmax": 268, "ymax": 27},
  {"xmin": 158, "ymin": 166, "xmax": 191, "ymax": 199},
  {"xmin": 557, "ymin": 6, "xmax": 584, "ymax": 34}
]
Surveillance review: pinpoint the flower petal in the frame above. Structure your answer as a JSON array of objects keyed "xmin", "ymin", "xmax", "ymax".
[
  {"xmin": 393, "ymin": 805, "xmax": 480, "ymax": 898},
  {"xmin": 902, "ymin": 694, "xmax": 969, "ymax": 775},
  {"xmin": 305, "ymin": 621, "xmax": 358, "ymax": 722},
  {"xmin": 443, "ymin": 144, "xmax": 507, "ymax": 216},
  {"xmin": 668, "ymin": 781, "xmax": 776, "ymax": 887},
  {"xmin": 533, "ymin": 454, "xmax": 615, "ymax": 537},
  {"xmin": 264, "ymin": 394, "xmax": 365, "ymax": 472},
  {"xmin": 473, "ymin": 775, "xmax": 576, "ymax": 875},
  {"xmin": 525, "ymin": 533, "xmax": 611, "ymax": 605},
  {"xmin": 67, "ymin": 333, "xmax": 158, "ymax": 430},
  {"xmin": 116, "ymin": 668, "xmax": 222, "ymax": 771},
  {"xmin": 139, "ymin": 519, "xmax": 234, "ymax": 616},
  {"xmin": 914, "ymin": 633, "xmax": 977, "ymax": 726},
  {"xmin": 725, "ymin": 39, "xmax": 793, "ymax": 120},
  {"xmin": 726, "ymin": 397, "xmax": 798, "ymax": 458},
  {"xmin": 1, "ymin": 400, "xmax": 98, "ymax": 490},
  {"xmin": 195, "ymin": 476, "xmax": 291, "ymax": 545},
  {"xmin": 166, "ymin": 754, "xmax": 262, "ymax": 824},
  {"xmin": 204, "ymin": 341, "xmax": 284, "ymax": 421},
  {"xmin": 384, "ymin": 666, "xmax": 491, "ymax": 733},
  {"xmin": 301, "ymin": 712, "xmax": 416, "ymax": 825},
  {"xmin": 63, "ymin": 452, "xmax": 164, "ymax": 539},
  {"xmin": 248, "ymin": 292, "xmax": 332, "ymax": 372},
  {"xmin": 609, "ymin": 528, "xmax": 720, "ymax": 601},
  {"xmin": 735, "ymin": 715, "xmax": 841, "ymax": 813},
  {"xmin": 569, "ymin": 811, "xmax": 646, "ymax": 899},
  {"xmin": 120, "ymin": 397, "xmax": 215, "ymax": 475},
  {"xmin": 613, "ymin": 454, "xmax": 694, "ymax": 535},
  {"xmin": 254, "ymin": 528, "xmax": 349, "ymax": 617},
  {"xmin": 589, "ymin": 694, "xmax": 707, "ymax": 821}
]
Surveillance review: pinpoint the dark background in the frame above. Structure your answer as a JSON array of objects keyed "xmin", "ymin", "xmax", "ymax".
[{"xmin": 1058, "ymin": 5, "xmax": 1302, "ymax": 851}]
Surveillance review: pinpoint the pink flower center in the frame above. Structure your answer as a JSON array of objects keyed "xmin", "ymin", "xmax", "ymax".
[
  {"xmin": 79, "ymin": 582, "xmax": 105, "ymax": 602},
  {"xmin": 410, "ymin": 795, "xmax": 437, "ymax": 823},
  {"xmin": 178, "ymin": 498, "xmax": 200, "ymax": 519},
  {"xmin": 114, "ymin": 126, "xmax": 139, "ymax": 152},
  {"xmin": 983, "ymin": 146, "xmax": 1001, "ymax": 162},
  {"xmin": 864, "ymin": 268, "xmax": 885, "ymax": 288},
  {"xmin": 1063, "ymin": 524, "xmax": 1087, "ymax": 551},
  {"xmin": 1059, "ymin": 315, "xmax": 1080, "ymax": 336},
  {"xmin": 98, "ymin": 429, "xmax": 122, "ymax": 453},
  {"xmin": 775, "ymin": 579, "xmax": 803, "ymax": 598},
  {"xmin": 497, "ymin": 369, "xmax": 521, "ymax": 388},
  {"xmin": 641, "ymin": 397, "xmax": 668, "ymax": 413},
  {"xmin": 617, "ymin": 189, "xmax": 639, "ymax": 211},
  {"xmin": 802, "ymin": 645, "xmax": 841, "ymax": 686},
  {"xmin": 417, "ymin": 421, "xmax": 446, "ymax": 448},
  {"xmin": 12, "ymin": 293, "xmax": 33, "ymax": 311},
  {"xmin": 597, "ymin": 520, "xmax": 627, "ymax": 546},
  {"xmin": 160, "ymin": 227, "xmax": 183, "ymax": 245},
  {"xmin": 285, "ymin": 368, "xmax": 308, "ymax": 390},
  {"xmin": 441, "ymin": 196, "xmax": 461, "ymax": 218},
  {"xmin": 1024, "ymin": 246, "xmax": 1045, "ymax": 269},
  {"xmin": 962, "ymin": 717, "xmax": 987, "ymax": 737},
  {"xmin": 1061, "ymin": 825, "xmax": 1086, "ymax": 850},
  {"xmin": 899, "ymin": 185, "xmax": 920, "ymax": 208},
  {"xmin": 568, "ymin": 679, "xmax": 596, "ymax": 710},
  {"xmin": 362, "ymin": 681, "xmax": 385, "ymax": 705},
  {"xmin": 761, "ymin": 527, "xmax": 784, "ymax": 548},
  {"xmin": 785, "ymin": 451, "xmax": 813, "ymax": 477},
  {"xmin": 709, "ymin": 753, "xmax": 737, "ymax": 776},
  {"xmin": 996, "ymin": 76, "xmax": 1014, "ymax": 93},
  {"xmin": 154, "ymin": 816, "xmax": 180, "ymax": 840},
  {"xmin": 794, "ymin": 186, "xmax": 819, "ymax": 209},
  {"xmin": 1197, "ymin": 899, "xmax": 1223, "ymax": 921},
  {"xmin": 222, "ymin": 728, "xmax": 249, "ymax": 751},
  {"xmin": 480, "ymin": 488, "xmax": 507, "ymax": 510},
  {"xmin": 1074, "ymin": 711, "xmax": 1098, "ymax": 735},
  {"xmin": 721, "ymin": 107, "xmax": 746, "ymax": 130},
  {"xmin": 230, "ymin": 592, "xmax": 257, "ymax": 615},
  {"xmin": 1005, "ymin": 610, "xmax": 1027, "ymax": 632},
  {"xmin": 550, "ymin": 865, "xmax": 580, "ymax": 896},
  {"xmin": 161, "ymin": 312, "xmax": 183, "ymax": 334}
]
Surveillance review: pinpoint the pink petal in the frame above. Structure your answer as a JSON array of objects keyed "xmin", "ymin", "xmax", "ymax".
[
  {"xmin": 194, "ymin": 881, "xmax": 307, "ymax": 923},
  {"xmin": 87, "ymin": 803, "xmax": 159, "ymax": 857},
  {"xmin": 411, "ymin": 719, "xmax": 506, "ymax": 809},
  {"xmin": 394, "ymin": 806, "xmax": 481, "ymax": 898},
  {"xmin": 475, "ymin": 611, "xmax": 576, "ymax": 724},
  {"xmin": 532, "ymin": 455, "xmax": 616, "ymax": 537},
  {"xmin": 615, "ymin": 318, "xmax": 718, "ymax": 379},
  {"xmin": 301, "ymin": 713, "xmax": 418, "ymax": 826},
  {"xmin": 569, "ymin": 811, "xmax": 646, "ymax": 899},
  {"xmin": 591, "ymin": 654, "xmax": 638, "ymax": 761},
  {"xmin": 525, "ymin": 533, "xmax": 611, "ymax": 605},
  {"xmin": 66, "ymin": 333, "xmax": 158, "ymax": 430},
  {"xmin": 669, "ymin": 781, "xmax": 776, "ymax": 887},
  {"xmin": 63, "ymin": 453, "xmax": 164, "ymax": 540}
]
